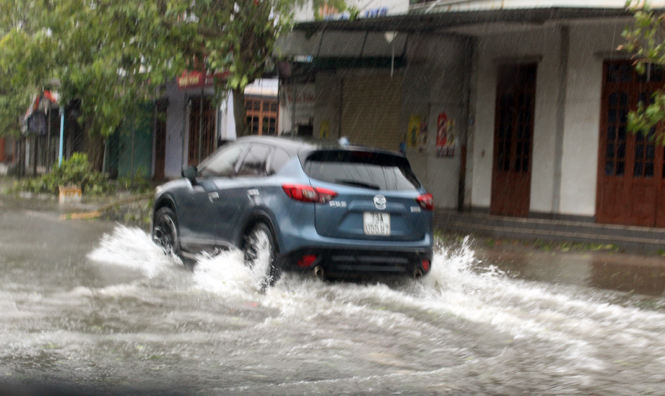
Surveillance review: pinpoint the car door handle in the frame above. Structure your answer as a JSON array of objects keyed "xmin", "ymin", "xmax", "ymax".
[
  {"xmin": 247, "ymin": 189, "xmax": 259, "ymax": 197},
  {"xmin": 208, "ymin": 192, "xmax": 219, "ymax": 202}
]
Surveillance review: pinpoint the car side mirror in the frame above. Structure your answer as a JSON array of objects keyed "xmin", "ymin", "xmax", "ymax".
[{"xmin": 182, "ymin": 165, "xmax": 198, "ymax": 184}]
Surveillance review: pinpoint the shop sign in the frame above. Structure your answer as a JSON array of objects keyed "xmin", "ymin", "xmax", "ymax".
[
  {"xmin": 407, "ymin": 115, "xmax": 421, "ymax": 148},
  {"xmin": 318, "ymin": 0, "xmax": 408, "ymax": 20},
  {"xmin": 177, "ymin": 70, "xmax": 229, "ymax": 90},
  {"xmin": 320, "ymin": 120, "xmax": 330, "ymax": 139},
  {"xmin": 280, "ymin": 84, "xmax": 316, "ymax": 122}
]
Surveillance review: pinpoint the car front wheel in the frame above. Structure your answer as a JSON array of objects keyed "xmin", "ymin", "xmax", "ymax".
[
  {"xmin": 153, "ymin": 208, "xmax": 179, "ymax": 253},
  {"xmin": 243, "ymin": 223, "xmax": 279, "ymax": 289}
]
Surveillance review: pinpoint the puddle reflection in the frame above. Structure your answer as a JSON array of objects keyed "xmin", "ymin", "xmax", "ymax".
[{"xmin": 478, "ymin": 249, "xmax": 665, "ymax": 296}]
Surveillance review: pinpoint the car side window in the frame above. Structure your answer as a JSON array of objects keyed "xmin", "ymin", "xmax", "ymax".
[
  {"xmin": 198, "ymin": 144, "xmax": 247, "ymax": 178},
  {"xmin": 268, "ymin": 148, "xmax": 290, "ymax": 175},
  {"xmin": 236, "ymin": 144, "xmax": 271, "ymax": 177}
]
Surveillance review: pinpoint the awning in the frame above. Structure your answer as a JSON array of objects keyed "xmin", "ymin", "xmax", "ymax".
[
  {"xmin": 295, "ymin": 7, "xmax": 636, "ymax": 33},
  {"xmin": 22, "ymin": 91, "xmax": 59, "ymax": 135}
]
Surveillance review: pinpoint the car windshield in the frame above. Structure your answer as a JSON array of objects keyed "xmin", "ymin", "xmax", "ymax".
[{"xmin": 303, "ymin": 150, "xmax": 421, "ymax": 191}]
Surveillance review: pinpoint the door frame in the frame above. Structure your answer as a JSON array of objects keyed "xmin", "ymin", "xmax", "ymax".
[
  {"xmin": 490, "ymin": 63, "xmax": 537, "ymax": 217},
  {"xmin": 596, "ymin": 60, "xmax": 665, "ymax": 227}
]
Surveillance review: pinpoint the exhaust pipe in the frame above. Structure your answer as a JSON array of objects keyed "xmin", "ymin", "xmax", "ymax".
[
  {"xmin": 314, "ymin": 265, "xmax": 325, "ymax": 280},
  {"xmin": 413, "ymin": 268, "xmax": 423, "ymax": 279}
]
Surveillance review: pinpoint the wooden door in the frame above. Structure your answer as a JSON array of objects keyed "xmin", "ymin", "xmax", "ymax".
[
  {"xmin": 597, "ymin": 61, "xmax": 665, "ymax": 227},
  {"xmin": 188, "ymin": 97, "xmax": 216, "ymax": 166},
  {"xmin": 490, "ymin": 64, "xmax": 537, "ymax": 217}
]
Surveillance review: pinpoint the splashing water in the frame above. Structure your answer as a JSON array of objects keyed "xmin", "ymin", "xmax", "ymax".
[
  {"xmin": 85, "ymin": 227, "xmax": 665, "ymax": 393},
  {"xmin": 192, "ymin": 249, "xmax": 265, "ymax": 300},
  {"xmin": 88, "ymin": 226, "xmax": 181, "ymax": 277}
]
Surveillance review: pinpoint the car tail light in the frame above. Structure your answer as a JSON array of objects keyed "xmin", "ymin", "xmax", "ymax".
[
  {"xmin": 297, "ymin": 255, "xmax": 318, "ymax": 268},
  {"xmin": 416, "ymin": 193, "xmax": 434, "ymax": 210},
  {"xmin": 422, "ymin": 259, "xmax": 431, "ymax": 272},
  {"xmin": 282, "ymin": 184, "xmax": 338, "ymax": 204}
]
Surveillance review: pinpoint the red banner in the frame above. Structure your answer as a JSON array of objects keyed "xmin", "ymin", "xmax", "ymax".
[
  {"xmin": 436, "ymin": 113, "xmax": 448, "ymax": 149},
  {"xmin": 436, "ymin": 112, "xmax": 455, "ymax": 157},
  {"xmin": 177, "ymin": 70, "xmax": 229, "ymax": 90}
]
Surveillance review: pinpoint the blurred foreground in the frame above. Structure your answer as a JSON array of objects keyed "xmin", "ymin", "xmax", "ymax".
[{"xmin": 1, "ymin": 195, "xmax": 664, "ymax": 395}]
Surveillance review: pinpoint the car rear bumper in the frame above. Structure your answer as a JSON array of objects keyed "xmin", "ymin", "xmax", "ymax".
[{"xmin": 277, "ymin": 247, "xmax": 433, "ymax": 277}]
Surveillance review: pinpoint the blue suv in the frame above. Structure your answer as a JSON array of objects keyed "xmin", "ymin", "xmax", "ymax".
[{"xmin": 152, "ymin": 136, "xmax": 433, "ymax": 285}]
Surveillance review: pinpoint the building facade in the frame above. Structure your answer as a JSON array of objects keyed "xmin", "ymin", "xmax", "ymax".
[
  {"xmin": 276, "ymin": 0, "xmax": 665, "ymax": 228},
  {"xmin": 157, "ymin": 78, "xmax": 280, "ymax": 179}
]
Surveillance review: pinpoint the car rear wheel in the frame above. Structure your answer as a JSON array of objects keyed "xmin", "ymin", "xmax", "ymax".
[{"xmin": 243, "ymin": 223, "xmax": 279, "ymax": 289}]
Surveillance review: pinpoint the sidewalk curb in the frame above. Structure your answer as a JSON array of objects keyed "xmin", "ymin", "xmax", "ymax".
[
  {"xmin": 59, "ymin": 193, "xmax": 153, "ymax": 221},
  {"xmin": 60, "ymin": 211, "xmax": 102, "ymax": 220}
]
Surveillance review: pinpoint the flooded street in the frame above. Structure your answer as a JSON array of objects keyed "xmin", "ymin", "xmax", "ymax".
[{"xmin": 1, "ymin": 199, "xmax": 665, "ymax": 395}]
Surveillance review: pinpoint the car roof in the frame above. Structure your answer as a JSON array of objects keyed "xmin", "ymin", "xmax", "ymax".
[
  {"xmin": 234, "ymin": 135, "xmax": 318, "ymax": 155},
  {"xmin": 234, "ymin": 135, "xmax": 404, "ymax": 158}
]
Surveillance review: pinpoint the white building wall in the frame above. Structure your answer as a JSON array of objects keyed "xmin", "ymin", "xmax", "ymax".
[
  {"xmin": 313, "ymin": 72, "xmax": 342, "ymax": 140},
  {"xmin": 472, "ymin": 27, "xmax": 560, "ymax": 212},
  {"xmin": 314, "ymin": 36, "xmax": 470, "ymax": 208},
  {"xmin": 164, "ymin": 85, "xmax": 218, "ymax": 178},
  {"xmin": 218, "ymin": 93, "xmax": 235, "ymax": 140},
  {"xmin": 403, "ymin": 35, "xmax": 468, "ymax": 209},
  {"xmin": 164, "ymin": 82, "xmax": 186, "ymax": 179},
  {"xmin": 305, "ymin": 33, "xmax": 468, "ymax": 209},
  {"xmin": 560, "ymin": 20, "xmax": 631, "ymax": 216},
  {"xmin": 413, "ymin": 0, "xmax": 665, "ymax": 13}
]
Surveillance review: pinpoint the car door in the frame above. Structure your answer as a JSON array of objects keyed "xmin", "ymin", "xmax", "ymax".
[
  {"xmin": 178, "ymin": 143, "xmax": 247, "ymax": 252},
  {"xmin": 212, "ymin": 143, "xmax": 272, "ymax": 245}
]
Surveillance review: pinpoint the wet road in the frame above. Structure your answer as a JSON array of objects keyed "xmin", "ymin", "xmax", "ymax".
[{"xmin": 1, "ymin": 197, "xmax": 665, "ymax": 395}]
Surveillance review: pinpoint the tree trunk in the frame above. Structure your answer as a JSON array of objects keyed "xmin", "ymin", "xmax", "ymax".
[
  {"xmin": 233, "ymin": 87, "xmax": 248, "ymax": 137},
  {"xmin": 84, "ymin": 129, "xmax": 105, "ymax": 172}
]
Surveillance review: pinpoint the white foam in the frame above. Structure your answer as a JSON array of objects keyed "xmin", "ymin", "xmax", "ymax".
[
  {"xmin": 191, "ymin": 249, "xmax": 265, "ymax": 300},
  {"xmin": 87, "ymin": 227, "xmax": 665, "ymax": 377},
  {"xmin": 88, "ymin": 225, "xmax": 180, "ymax": 277}
]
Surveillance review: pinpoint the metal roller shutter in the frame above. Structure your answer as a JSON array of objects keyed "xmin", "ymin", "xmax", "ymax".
[{"xmin": 341, "ymin": 76, "xmax": 402, "ymax": 151}]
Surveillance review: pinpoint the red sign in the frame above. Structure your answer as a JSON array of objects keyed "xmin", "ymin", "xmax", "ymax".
[
  {"xmin": 436, "ymin": 113, "xmax": 448, "ymax": 149},
  {"xmin": 177, "ymin": 70, "xmax": 229, "ymax": 90},
  {"xmin": 436, "ymin": 112, "xmax": 455, "ymax": 157}
]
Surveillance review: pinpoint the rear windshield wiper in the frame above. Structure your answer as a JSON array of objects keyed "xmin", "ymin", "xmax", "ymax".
[{"xmin": 335, "ymin": 179, "xmax": 380, "ymax": 190}]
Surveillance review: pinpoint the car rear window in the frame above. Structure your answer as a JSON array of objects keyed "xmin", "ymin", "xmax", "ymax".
[{"xmin": 303, "ymin": 150, "xmax": 421, "ymax": 191}]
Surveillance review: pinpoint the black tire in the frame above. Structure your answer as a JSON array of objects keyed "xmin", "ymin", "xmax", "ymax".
[
  {"xmin": 153, "ymin": 207, "xmax": 195, "ymax": 269},
  {"xmin": 243, "ymin": 222, "xmax": 279, "ymax": 289},
  {"xmin": 152, "ymin": 207, "xmax": 183, "ymax": 257}
]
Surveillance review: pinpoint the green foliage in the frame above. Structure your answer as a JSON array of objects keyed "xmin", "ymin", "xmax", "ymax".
[
  {"xmin": 0, "ymin": 0, "xmax": 345, "ymax": 140},
  {"xmin": 12, "ymin": 152, "xmax": 155, "ymax": 195},
  {"xmin": 311, "ymin": 0, "xmax": 348, "ymax": 20},
  {"xmin": 623, "ymin": 1, "xmax": 665, "ymax": 142},
  {"xmin": 0, "ymin": 0, "xmax": 197, "ymax": 142},
  {"xmin": 117, "ymin": 171, "xmax": 153, "ymax": 194},
  {"xmin": 12, "ymin": 153, "xmax": 112, "ymax": 195}
]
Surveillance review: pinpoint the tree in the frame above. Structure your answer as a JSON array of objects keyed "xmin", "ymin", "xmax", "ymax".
[
  {"xmin": 0, "ymin": 0, "xmax": 345, "ymax": 169},
  {"xmin": 0, "ymin": 0, "xmax": 198, "ymax": 169},
  {"xmin": 179, "ymin": 0, "xmax": 348, "ymax": 137},
  {"xmin": 623, "ymin": 0, "xmax": 665, "ymax": 142},
  {"xmin": 0, "ymin": 0, "xmax": 38, "ymax": 138},
  {"xmin": 0, "ymin": 66, "xmax": 32, "ymax": 139}
]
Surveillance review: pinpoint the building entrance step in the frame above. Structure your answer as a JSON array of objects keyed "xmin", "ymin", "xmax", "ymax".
[{"xmin": 435, "ymin": 210, "xmax": 665, "ymax": 252}]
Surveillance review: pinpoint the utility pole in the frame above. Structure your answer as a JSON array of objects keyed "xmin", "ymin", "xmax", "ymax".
[{"xmin": 58, "ymin": 107, "xmax": 65, "ymax": 165}]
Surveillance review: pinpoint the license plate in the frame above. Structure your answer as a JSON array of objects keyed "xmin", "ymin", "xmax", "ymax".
[{"xmin": 363, "ymin": 212, "xmax": 390, "ymax": 235}]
